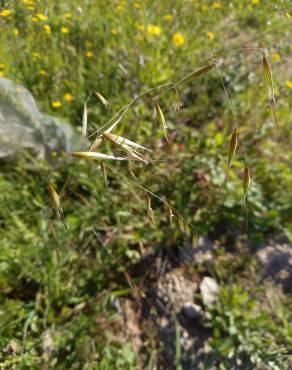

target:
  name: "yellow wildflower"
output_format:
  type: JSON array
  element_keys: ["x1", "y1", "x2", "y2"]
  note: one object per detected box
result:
[
  {"x1": 22, "y1": 0, "x2": 34, "y2": 4},
  {"x1": 285, "y1": 12, "x2": 291, "y2": 19},
  {"x1": 13, "y1": 28, "x2": 19, "y2": 36},
  {"x1": 36, "y1": 13, "x2": 48, "y2": 21},
  {"x1": 251, "y1": 0, "x2": 259, "y2": 3},
  {"x1": 285, "y1": 81, "x2": 292, "y2": 89},
  {"x1": 52, "y1": 101, "x2": 62, "y2": 108},
  {"x1": 65, "y1": 12, "x2": 72, "y2": 18},
  {"x1": 207, "y1": 31, "x2": 215, "y2": 40},
  {"x1": 212, "y1": 2, "x2": 221, "y2": 9},
  {"x1": 32, "y1": 16, "x2": 38, "y2": 22},
  {"x1": 85, "y1": 51, "x2": 94, "y2": 58},
  {"x1": 133, "y1": 2, "x2": 141, "y2": 8},
  {"x1": 0, "y1": 64, "x2": 6, "y2": 69},
  {"x1": 43, "y1": 24, "x2": 51, "y2": 34},
  {"x1": 271, "y1": 53, "x2": 281, "y2": 62},
  {"x1": 61, "y1": 27, "x2": 69, "y2": 33},
  {"x1": 64, "y1": 93, "x2": 73, "y2": 102},
  {"x1": 172, "y1": 32, "x2": 185, "y2": 47},
  {"x1": 164, "y1": 14, "x2": 173, "y2": 22},
  {"x1": 0, "y1": 9, "x2": 12, "y2": 17},
  {"x1": 0, "y1": 71, "x2": 4, "y2": 77},
  {"x1": 111, "y1": 28, "x2": 118, "y2": 35},
  {"x1": 39, "y1": 70, "x2": 47, "y2": 76},
  {"x1": 147, "y1": 24, "x2": 162, "y2": 36},
  {"x1": 51, "y1": 150, "x2": 58, "y2": 157}
]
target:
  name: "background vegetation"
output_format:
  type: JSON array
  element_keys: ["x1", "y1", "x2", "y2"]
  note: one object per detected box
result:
[{"x1": 0, "y1": 0, "x2": 291, "y2": 369}]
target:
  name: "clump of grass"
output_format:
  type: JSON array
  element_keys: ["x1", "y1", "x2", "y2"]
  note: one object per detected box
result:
[{"x1": 48, "y1": 47, "x2": 280, "y2": 239}]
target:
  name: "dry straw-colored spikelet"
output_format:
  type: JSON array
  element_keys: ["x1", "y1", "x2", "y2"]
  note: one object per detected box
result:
[
  {"x1": 262, "y1": 52, "x2": 279, "y2": 130},
  {"x1": 166, "y1": 206, "x2": 174, "y2": 224},
  {"x1": 69, "y1": 151, "x2": 129, "y2": 161},
  {"x1": 90, "y1": 137, "x2": 103, "y2": 151},
  {"x1": 82, "y1": 103, "x2": 88, "y2": 138},
  {"x1": 173, "y1": 85, "x2": 180, "y2": 112},
  {"x1": 103, "y1": 133, "x2": 151, "y2": 152},
  {"x1": 227, "y1": 128, "x2": 238, "y2": 169},
  {"x1": 100, "y1": 161, "x2": 108, "y2": 187},
  {"x1": 155, "y1": 101, "x2": 168, "y2": 141},
  {"x1": 243, "y1": 165, "x2": 251, "y2": 204},
  {"x1": 177, "y1": 215, "x2": 190, "y2": 237},
  {"x1": 103, "y1": 132, "x2": 148, "y2": 163},
  {"x1": 95, "y1": 91, "x2": 110, "y2": 107},
  {"x1": 218, "y1": 128, "x2": 238, "y2": 198},
  {"x1": 90, "y1": 113, "x2": 126, "y2": 151},
  {"x1": 146, "y1": 193, "x2": 154, "y2": 225},
  {"x1": 48, "y1": 183, "x2": 68, "y2": 230}
]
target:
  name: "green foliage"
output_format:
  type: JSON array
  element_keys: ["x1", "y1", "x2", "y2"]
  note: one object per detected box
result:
[{"x1": 205, "y1": 283, "x2": 292, "y2": 369}]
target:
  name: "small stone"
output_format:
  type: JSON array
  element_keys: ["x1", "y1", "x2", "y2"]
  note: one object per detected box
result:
[
  {"x1": 179, "y1": 236, "x2": 213, "y2": 264},
  {"x1": 193, "y1": 237, "x2": 213, "y2": 264},
  {"x1": 182, "y1": 302, "x2": 203, "y2": 319},
  {"x1": 200, "y1": 277, "x2": 219, "y2": 305}
]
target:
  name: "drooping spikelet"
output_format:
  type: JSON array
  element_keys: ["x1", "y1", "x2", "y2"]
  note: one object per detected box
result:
[
  {"x1": 155, "y1": 101, "x2": 168, "y2": 141},
  {"x1": 48, "y1": 183, "x2": 68, "y2": 230},
  {"x1": 227, "y1": 128, "x2": 238, "y2": 169}
]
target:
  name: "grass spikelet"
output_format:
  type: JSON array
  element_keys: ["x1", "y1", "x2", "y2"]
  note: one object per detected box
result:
[
  {"x1": 167, "y1": 206, "x2": 174, "y2": 224},
  {"x1": 183, "y1": 221, "x2": 190, "y2": 238},
  {"x1": 90, "y1": 137, "x2": 103, "y2": 151},
  {"x1": 104, "y1": 133, "x2": 151, "y2": 152},
  {"x1": 177, "y1": 215, "x2": 190, "y2": 237},
  {"x1": 262, "y1": 53, "x2": 273, "y2": 95},
  {"x1": 262, "y1": 52, "x2": 279, "y2": 130},
  {"x1": 69, "y1": 151, "x2": 129, "y2": 161},
  {"x1": 218, "y1": 128, "x2": 238, "y2": 200},
  {"x1": 178, "y1": 63, "x2": 214, "y2": 85},
  {"x1": 90, "y1": 113, "x2": 126, "y2": 151},
  {"x1": 243, "y1": 165, "x2": 251, "y2": 204},
  {"x1": 82, "y1": 103, "x2": 88, "y2": 138},
  {"x1": 173, "y1": 86, "x2": 180, "y2": 112},
  {"x1": 95, "y1": 91, "x2": 110, "y2": 107},
  {"x1": 228, "y1": 128, "x2": 238, "y2": 169},
  {"x1": 155, "y1": 101, "x2": 168, "y2": 141},
  {"x1": 48, "y1": 183, "x2": 67, "y2": 230},
  {"x1": 146, "y1": 193, "x2": 154, "y2": 225},
  {"x1": 103, "y1": 132, "x2": 148, "y2": 163},
  {"x1": 100, "y1": 161, "x2": 108, "y2": 187}
]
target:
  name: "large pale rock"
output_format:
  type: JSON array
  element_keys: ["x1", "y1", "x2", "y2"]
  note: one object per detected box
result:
[{"x1": 0, "y1": 77, "x2": 78, "y2": 159}]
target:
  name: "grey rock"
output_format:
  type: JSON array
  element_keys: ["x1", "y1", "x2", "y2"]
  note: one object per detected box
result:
[
  {"x1": 179, "y1": 236, "x2": 213, "y2": 264},
  {"x1": 200, "y1": 277, "x2": 219, "y2": 305},
  {"x1": 193, "y1": 237, "x2": 213, "y2": 264},
  {"x1": 0, "y1": 77, "x2": 79, "y2": 159},
  {"x1": 256, "y1": 239, "x2": 292, "y2": 292},
  {"x1": 182, "y1": 301, "x2": 203, "y2": 319},
  {"x1": 156, "y1": 268, "x2": 197, "y2": 313}
]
